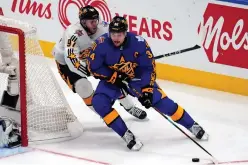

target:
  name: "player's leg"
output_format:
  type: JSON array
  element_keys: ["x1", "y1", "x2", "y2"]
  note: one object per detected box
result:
[
  {"x1": 74, "y1": 78, "x2": 96, "y2": 113},
  {"x1": 129, "y1": 81, "x2": 208, "y2": 140},
  {"x1": 152, "y1": 85, "x2": 209, "y2": 140},
  {"x1": 92, "y1": 81, "x2": 143, "y2": 150},
  {"x1": 55, "y1": 62, "x2": 97, "y2": 114},
  {"x1": 118, "y1": 93, "x2": 147, "y2": 120},
  {"x1": 56, "y1": 61, "x2": 146, "y2": 121},
  {"x1": 0, "y1": 31, "x2": 20, "y2": 111}
]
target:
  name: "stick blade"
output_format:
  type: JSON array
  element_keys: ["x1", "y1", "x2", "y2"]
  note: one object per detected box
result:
[{"x1": 194, "y1": 44, "x2": 201, "y2": 49}]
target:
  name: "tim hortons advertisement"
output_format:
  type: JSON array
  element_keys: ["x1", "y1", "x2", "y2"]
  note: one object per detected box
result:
[
  {"x1": 0, "y1": 0, "x2": 173, "y2": 42},
  {"x1": 58, "y1": 0, "x2": 173, "y2": 41},
  {"x1": 1, "y1": 0, "x2": 247, "y2": 79},
  {"x1": 199, "y1": 3, "x2": 248, "y2": 69},
  {"x1": 11, "y1": 0, "x2": 52, "y2": 19}
]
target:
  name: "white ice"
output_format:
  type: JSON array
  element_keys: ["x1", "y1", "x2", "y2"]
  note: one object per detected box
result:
[{"x1": 0, "y1": 58, "x2": 248, "y2": 165}]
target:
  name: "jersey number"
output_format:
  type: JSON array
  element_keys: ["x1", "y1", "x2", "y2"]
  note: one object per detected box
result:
[
  {"x1": 89, "y1": 53, "x2": 95, "y2": 60},
  {"x1": 146, "y1": 50, "x2": 153, "y2": 58},
  {"x1": 67, "y1": 39, "x2": 76, "y2": 47},
  {"x1": 67, "y1": 35, "x2": 77, "y2": 47}
]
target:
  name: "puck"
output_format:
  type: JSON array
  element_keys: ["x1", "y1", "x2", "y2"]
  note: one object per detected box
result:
[{"x1": 192, "y1": 158, "x2": 200, "y2": 162}]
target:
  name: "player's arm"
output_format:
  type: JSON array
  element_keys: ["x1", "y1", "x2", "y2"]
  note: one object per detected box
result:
[
  {"x1": 0, "y1": 32, "x2": 18, "y2": 76},
  {"x1": 64, "y1": 32, "x2": 90, "y2": 76},
  {"x1": 136, "y1": 39, "x2": 156, "y2": 109},
  {"x1": 137, "y1": 40, "x2": 156, "y2": 91},
  {"x1": 87, "y1": 42, "x2": 114, "y2": 80}
]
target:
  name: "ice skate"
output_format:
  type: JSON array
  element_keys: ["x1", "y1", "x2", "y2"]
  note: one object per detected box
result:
[
  {"x1": 125, "y1": 106, "x2": 147, "y2": 120},
  {"x1": 122, "y1": 130, "x2": 143, "y2": 151},
  {"x1": 189, "y1": 122, "x2": 209, "y2": 140}
]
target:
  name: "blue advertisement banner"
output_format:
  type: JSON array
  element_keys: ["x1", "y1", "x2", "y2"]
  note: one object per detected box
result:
[{"x1": 217, "y1": 0, "x2": 248, "y2": 6}]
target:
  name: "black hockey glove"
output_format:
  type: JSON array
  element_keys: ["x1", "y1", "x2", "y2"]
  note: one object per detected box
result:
[
  {"x1": 138, "y1": 87, "x2": 153, "y2": 109},
  {"x1": 108, "y1": 71, "x2": 130, "y2": 89}
]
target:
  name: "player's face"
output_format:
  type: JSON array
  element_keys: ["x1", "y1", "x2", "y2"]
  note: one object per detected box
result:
[
  {"x1": 85, "y1": 19, "x2": 99, "y2": 34},
  {"x1": 110, "y1": 32, "x2": 126, "y2": 47}
]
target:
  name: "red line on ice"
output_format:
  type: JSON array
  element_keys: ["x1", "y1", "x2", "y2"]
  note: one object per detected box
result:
[
  {"x1": 219, "y1": 160, "x2": 248, "y2": 164},
  {"x1": 207, "y1": 159, "x2": 248, "y2": 164},
  {"x1": 33, "y1": 148, "x2": 110, "y2": 165}
]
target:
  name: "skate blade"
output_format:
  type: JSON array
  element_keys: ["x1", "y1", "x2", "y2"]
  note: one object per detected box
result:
[
  {"x1": 201, "y1": 132, "x2": 209, "y2": 141},
  {"x1": 131, "y1": 141, "x2": 143, "y2": 151}
]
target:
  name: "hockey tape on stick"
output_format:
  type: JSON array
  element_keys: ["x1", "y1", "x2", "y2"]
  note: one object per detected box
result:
[
  {"x1": 154, "y1": 44, "x2": 201, "y2": 60},
  {"x1": 122, "y1": 81, "x2": 218, "y2": 164}
]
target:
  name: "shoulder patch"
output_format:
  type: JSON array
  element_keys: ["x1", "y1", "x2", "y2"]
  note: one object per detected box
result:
[
  {"x1": 135, "y1": 36, "x2": 145, "y2": 42},
  {"x1": 74, "y1": 29, "x2": 84, "y2": 36}
]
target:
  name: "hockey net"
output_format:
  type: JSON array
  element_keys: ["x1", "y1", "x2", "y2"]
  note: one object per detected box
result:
[{"x1": 0, "y1": 16, "x2": 83, "y2": 146}]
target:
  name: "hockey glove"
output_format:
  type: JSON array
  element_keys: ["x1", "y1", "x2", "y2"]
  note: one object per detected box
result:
[
  {"x1": 108, "y1": 71, "x2": 130, "y2": 89},
  {"x1": 138, "y1": 87, "x2": 153, "y2": 109}
]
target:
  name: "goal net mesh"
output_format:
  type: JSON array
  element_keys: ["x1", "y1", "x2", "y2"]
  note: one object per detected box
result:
[{"x1": 0, "y1": 16, "x2": 83, "y2": 145}]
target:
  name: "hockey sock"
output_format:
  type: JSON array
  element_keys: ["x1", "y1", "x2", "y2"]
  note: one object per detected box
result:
[
  {"x1": 154, "y1": 97, "x2": 194, "y2": 129},
  {"x1": 103, "y1": 108, "x2": 128, "y2": 136},
  {"x1": 92, "y1": 94, "x2": 128, "y2": 137},
  {"x1": 118, "y1": 94, "x2": 134, "y2": 110}
]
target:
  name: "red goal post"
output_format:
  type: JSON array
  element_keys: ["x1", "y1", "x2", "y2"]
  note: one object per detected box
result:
[{"x1": 0, "y1": 23, "x2": 28, "y2": 146}]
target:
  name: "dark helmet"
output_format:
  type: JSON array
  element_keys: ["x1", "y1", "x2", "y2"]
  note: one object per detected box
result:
[
  {"x1": 79, "y1": 5, "x2": 99, "y2": 20},
  {"x1": 109, "y1": 16, "x2": 128, "y2": 33}
]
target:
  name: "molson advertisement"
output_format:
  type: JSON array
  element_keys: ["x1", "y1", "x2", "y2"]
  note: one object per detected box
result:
[
  {"x1": 199, "y1": 1, "x2": 248, "y2": 69},
  {"x1": 0, "y1": 0, "x2": 248, "y2": 95}
]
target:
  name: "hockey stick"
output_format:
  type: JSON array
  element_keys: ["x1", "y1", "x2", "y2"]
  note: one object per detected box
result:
[
  {"x1": 122, "y1": 81, "x2": 218, "y2": 164},
  {"x1": 154, "y1": 44, "x2": 201, "y2": 60}
]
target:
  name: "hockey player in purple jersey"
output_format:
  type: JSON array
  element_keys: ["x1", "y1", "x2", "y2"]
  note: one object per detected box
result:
[{"x1": 87, "y1": 16, "x2": 209, "y2": 151}]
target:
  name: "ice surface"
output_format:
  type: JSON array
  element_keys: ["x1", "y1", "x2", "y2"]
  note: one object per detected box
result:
[{"x1": 1, "y1": 58, "x2": 247, "y2": 165}]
